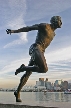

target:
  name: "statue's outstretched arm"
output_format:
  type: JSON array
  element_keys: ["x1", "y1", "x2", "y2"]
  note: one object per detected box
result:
[{"x1": 6, "y1": 24, "x2": 39, "y2": 35}]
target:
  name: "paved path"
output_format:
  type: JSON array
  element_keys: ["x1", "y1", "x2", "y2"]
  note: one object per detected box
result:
[{"x1": 0, "y1": 101, "x2": 71, "y2": 108}]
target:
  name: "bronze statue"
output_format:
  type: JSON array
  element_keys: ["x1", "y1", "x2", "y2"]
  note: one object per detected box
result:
[{"x1": 6, "y1": 16, "x2": 62, "y2": 102}]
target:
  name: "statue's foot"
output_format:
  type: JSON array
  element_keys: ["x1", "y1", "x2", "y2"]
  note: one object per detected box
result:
[
  {"x1": 14, "y1": 91, "x2": 22, "y2": 102},
  {"x1": 16, "y1": 98, "x2": 22, "y2": 102},
  {"x1": 15, "y1": 64, "x2": 25, "y2": 75}
]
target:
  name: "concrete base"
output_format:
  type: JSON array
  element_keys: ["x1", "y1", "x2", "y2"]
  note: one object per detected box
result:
[
  {"x1": 0, "y1": 103, "x2": 58, "y2": 108},
  {"x1": 0, "y1": 102, "x2": 71, "y2": 108}
]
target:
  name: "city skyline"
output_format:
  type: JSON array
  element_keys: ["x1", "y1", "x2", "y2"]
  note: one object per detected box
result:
[
  {"x1": 0, "y1": 78, "x2": 70, "y2": 90},
  {"x1": 0, "y1": 0, "x2": 71, "y2": 88}
]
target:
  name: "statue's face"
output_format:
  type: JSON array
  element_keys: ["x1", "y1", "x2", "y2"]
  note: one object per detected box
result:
[
  {"x1": 51, "y1": 16, "x2": 62, "y2": 28},
  {"x1": 56, "y1": 17, "x2": 62, "y2": 28}
]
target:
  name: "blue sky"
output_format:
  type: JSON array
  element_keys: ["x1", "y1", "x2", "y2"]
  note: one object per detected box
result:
[{"x1": 0, "y1": 0, "x2": 71, "y2": 88}]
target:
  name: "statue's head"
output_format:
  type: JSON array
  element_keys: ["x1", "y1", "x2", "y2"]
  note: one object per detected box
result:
[{"x1": 50, "y1": 16, "x2": 62, "y2": 28}]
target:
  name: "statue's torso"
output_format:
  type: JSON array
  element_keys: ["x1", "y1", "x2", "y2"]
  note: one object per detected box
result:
[{"x1": 35, "y1": 23, "x2": 55, "y2": 52}]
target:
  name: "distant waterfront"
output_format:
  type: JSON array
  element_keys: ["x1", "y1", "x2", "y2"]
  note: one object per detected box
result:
[{"x1": 0, "y1": 91, "x2": 71, "y2": 103}]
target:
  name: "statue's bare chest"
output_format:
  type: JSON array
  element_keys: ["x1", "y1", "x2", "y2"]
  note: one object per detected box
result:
[{"x1": 45, "y1": 25, "x2": 55, "y2": 40}]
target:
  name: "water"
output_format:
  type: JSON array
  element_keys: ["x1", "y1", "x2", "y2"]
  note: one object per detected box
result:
[{"x1": 0, "y1": 91, "x2": 71, "y2": 104}]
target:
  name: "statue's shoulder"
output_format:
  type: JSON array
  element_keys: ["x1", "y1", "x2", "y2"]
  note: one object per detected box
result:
[
  {"x1": 45, "y1": 24, "x2": 52, "y2": 29},
  {"x1": 39, "y1": 23, "x2": 50, "y2": 28},
  {"x1": 39, "y1": 23, "x2": 50, "y2": 27},
  {"x1": 39, "y1": 23, "x2": 48, "y2": 26}
]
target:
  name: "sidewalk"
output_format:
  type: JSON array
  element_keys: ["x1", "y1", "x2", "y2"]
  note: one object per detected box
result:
[{"x1": 0, "y1": 101, "x2": 71, "y2": 108}]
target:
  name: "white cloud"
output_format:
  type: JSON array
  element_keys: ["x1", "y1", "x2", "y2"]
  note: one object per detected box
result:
[
  {"x1": 3, "y1": 0, "x2": 28, "y2": 48},
  {"x1": 1, "y1": 46, "x2": 71, "y2": 77},
  {"x1": 1, "y1": 0, "x2": 71, "y2": 87},
  {"x1": 4, "y1": 0, "x2": 71, "y2": 48},
  {"x1": 25, "y1": 0, "x2": 71, "y2": 21},
  {"x1": 0, "y1": 57, "x2": 30, "y2": 75},
  {"x1": 4, "y1": 32, "x2": 28, "y2": 48},
  {"x1": 45, "y1": 46, "x2": 71, "y2": 63}
]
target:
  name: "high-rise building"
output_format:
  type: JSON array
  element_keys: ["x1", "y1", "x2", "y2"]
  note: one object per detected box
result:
[
  {"x1": 54, "y1": 80, "x2": 63, "y2": 87},
  {"x1": 68, "y1": 83, "x2": 71, "y2": 89},
  {"x1": 39, "y1": 78, "x2": 45, "y2": 86},
  {"x1": 45, "y1": 81, "x2": 51, "y2": 90},
  {"x1": 45, "y1": 78, "x2": 48, "y2": 81},
  {"x1": 63, "y1": 81, "x2": 68, "y2": 90},
  {"x1": 45, "y1": 78, "x2": 52, "y2": 90},
  {"x1": 36, "y1": 81, "x2": 41, "y2": 86},
  {"x1": 39, "y1": 78, "x2": 44, "y2": 81}
]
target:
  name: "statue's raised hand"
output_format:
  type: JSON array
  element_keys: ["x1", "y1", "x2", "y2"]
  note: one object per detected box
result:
[{"x1": 6, "y1": 29, "x2": 11, "y2": 35}]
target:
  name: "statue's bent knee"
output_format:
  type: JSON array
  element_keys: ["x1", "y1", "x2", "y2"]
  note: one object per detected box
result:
[{"x1": 43, "y1": 67, "x2": 48, "y2": 73}]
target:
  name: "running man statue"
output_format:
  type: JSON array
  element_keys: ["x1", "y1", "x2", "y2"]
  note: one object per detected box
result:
[{"x1": 6, "y1": 16, "x2": 62, "y2": 102}]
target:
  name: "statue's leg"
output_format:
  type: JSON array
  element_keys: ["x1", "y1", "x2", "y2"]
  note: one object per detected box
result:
[
  {"x1": 15, "y1": 64, "x2": 25, "y2": 75},
  {"x1": 15, "y1": 48, "x2": 48, "y2": 73},
  {"x1": 34, "y1": 49, "x2": 48, "y2": 73},
  {"x1": 14, "y1": 59, "x2": 33, "y2": 102}
]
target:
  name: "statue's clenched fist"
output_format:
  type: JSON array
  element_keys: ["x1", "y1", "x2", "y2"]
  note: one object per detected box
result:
[{"x1": 6, "y1": 29, "x2": 11, "y2": 35}]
